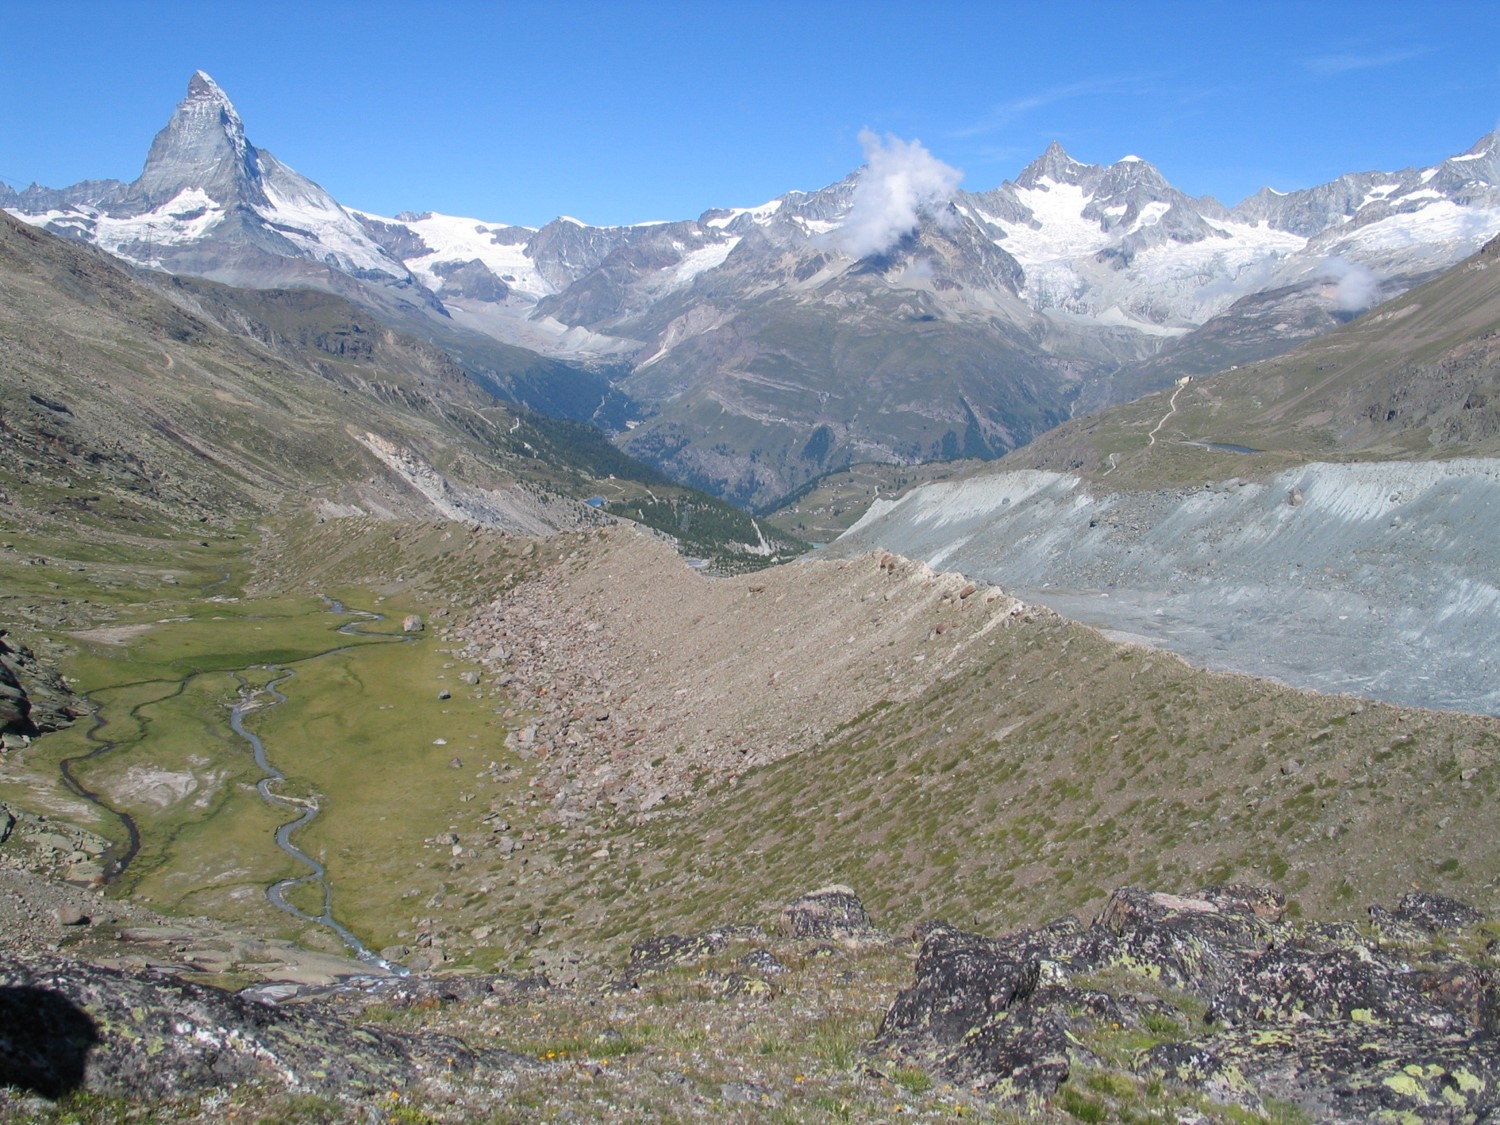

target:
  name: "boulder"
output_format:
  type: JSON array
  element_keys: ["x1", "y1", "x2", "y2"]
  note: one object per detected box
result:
[
  {"x1": 737, "y1": 948, "x2": 786, "y2": 975},
  {"x1": 0, "y1": 631, "x2": 80, "y2": 736},
  {"x1": 401, "y1": 615, "x2": 424, "y2": 633},
  {"x1": 778, "y1": 885, "x2": 877, "y2": 941},
  {"x1": 1393, "y1": 891, "x2": 1487, "y2": 934},
  {"x1": 627, "y1": 931, "x2": 728, "y2": 976}
]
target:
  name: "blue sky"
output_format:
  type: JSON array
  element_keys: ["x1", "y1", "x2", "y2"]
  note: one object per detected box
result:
[{"x1": 1, "y1": 0, "x2": 1497, "y2": 228}]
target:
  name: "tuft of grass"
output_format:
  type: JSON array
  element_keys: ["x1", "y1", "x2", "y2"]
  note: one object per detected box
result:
[
  {"x1": 889, "y1": 1065, "x2": 933, "y2": 1094},
  {"x1": 808, "y1": 1015, "x2": 868, "y2": 1073},
  {"x1": 1059, "y1": 1083, "x2": 1108, "y2": 1122}
]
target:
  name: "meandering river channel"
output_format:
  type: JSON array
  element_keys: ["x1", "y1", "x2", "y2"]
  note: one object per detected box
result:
[
  {"x1": 228, "y1": 598, "x2": 406, "y2": 968},
  {"x1": 61, "y1": 596, "x2": 407, "y2": 968}
]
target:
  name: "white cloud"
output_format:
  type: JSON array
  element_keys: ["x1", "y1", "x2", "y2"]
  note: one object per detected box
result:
[
  {"x1": 1302, "y1": 45, "x2": 1435, "y2": 76},
  {"x1": 829, "y1": 130, "x2": 962, "y2": 260},
  {"x1": 1319, "y1": 255, "x2": 1380, "y2": 311}
]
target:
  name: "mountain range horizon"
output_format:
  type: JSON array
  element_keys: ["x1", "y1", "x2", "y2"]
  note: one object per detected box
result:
[{"x1": 6, "y1": 71, "x2": 1498, "y2": 511}]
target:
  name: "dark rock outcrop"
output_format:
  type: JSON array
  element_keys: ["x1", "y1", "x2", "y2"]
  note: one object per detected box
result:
[
  {"x1": 874, "y1": 884, "x2": 1499, "y2": 1121},
  {"x1": 0, "y1": 954, "x2": 534, "y2": 1103},
  {"x1": 0, "y1": 631, "x2": 81, "y2": 739}
]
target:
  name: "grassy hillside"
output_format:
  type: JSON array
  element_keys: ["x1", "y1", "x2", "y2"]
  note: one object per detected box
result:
[
  {"x1": 1006, "y1": 235, "x2": 1500, "y2": 490},
  {"x1": 457, "y1": 542, "x2": 1499, "y2": 967}
]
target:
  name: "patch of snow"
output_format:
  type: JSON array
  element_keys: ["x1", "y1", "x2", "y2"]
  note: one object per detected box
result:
[
  {"x1": 361, "y1": 209, "x2": 554, "y2": 297},
  {"x1": 1393, "y1": 189, "x2": 1442, "y2": 205},
  {"x1": 796, "y1": 216, "x2": 841, "y2": 236},
  {"x1": 1333, "y1": 201, "x2": 1500, "y2": 253},
  {"x1": 36, "y1": 188, "x2": 230, "y2": 261},
  {"x1": 670, "y1": 237, "x2": 739, "y2": 286},
  {"x1": 260, "y1": 176, "x2": 397, "y2": 275},
  {"x1": 998, "y1": 181, "x2": 1111, "y2": 263},
  {"x1": 705, "y1": 197, "x2": 784, "y2": 229},
  {"x1": 1131, "y1": 200, "x2": 1171, "y2": 231}
]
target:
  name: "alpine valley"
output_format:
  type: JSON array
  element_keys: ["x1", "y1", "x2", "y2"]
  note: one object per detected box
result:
[
  {"x1": 6, "y1": 72, "x2": 1498, "y2": 506},
  {"x1": 2, "y1": 73, "x2": 1500, "y2": 1125}
]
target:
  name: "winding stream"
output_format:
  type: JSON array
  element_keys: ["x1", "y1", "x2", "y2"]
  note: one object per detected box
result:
[{"x1": 229, "y1": 598, "x2": 407, "y2": 970}]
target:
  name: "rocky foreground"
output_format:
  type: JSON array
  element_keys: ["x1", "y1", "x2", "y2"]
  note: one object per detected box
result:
[
  {"x1": 874, "y1": 884, "x2": 1498, "y2": 1121},
  {"x1": 1, "y1": 879, "x2": 1495, "y2": 1122}
]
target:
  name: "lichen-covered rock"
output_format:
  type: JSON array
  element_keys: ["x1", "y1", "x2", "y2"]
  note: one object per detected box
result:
[
  {"x1": 1406, "y1": 963, "x2": 1500, "y2": 1035},
  {"x1": 627, "y1": 931, "x2": 729, "y2": 976},
  {"x1": 778, "y1": 885, "x2": 877, "y2": 941},
  {"x1": 0, "y1": 954, "x2": 534, "y2": 1102},
  {"x1": 1091, "y1": 884, "x2": 1280, "y2": 996},
  {"x1": 875, "y1": 923, "x2": 1040, "y2": 1054},
  {"x1": 714, "y1": 972, "x2": 775, "y2": 1001},
  {"x1": 874, "y1": 921, "x2": 1163, "y2": 1108},
  {"x1": 1144, "y1": 1023, "x2": 1500, "y2": 1122},
  {"x1": 872, "y1": 923, "x2": 1061, "y2": 1105},
  {"x1": 874, "y1": 885, "x2": 1499, "y2": 1121},
  {"x1": 1394, "y1": 891, "x2": 1488, "y2": 934},
  {"x1": 1208, "y1": 945, "x2": 1456, "y2": 1029}
]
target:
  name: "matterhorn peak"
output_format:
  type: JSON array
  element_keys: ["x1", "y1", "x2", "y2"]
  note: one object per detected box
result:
[
  {"x1": 187, "y1": 70, "x2": 229, "y2": 102},
  {"x1": 125, "y1": 70, "x2": 259, "y2": 211}
]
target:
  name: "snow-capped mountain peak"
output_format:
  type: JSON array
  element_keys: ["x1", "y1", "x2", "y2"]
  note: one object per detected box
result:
[
  {"x1": 1015, "y1": 140, "x2": 1087, "y2": 189},
  {"x1": 6, "y1": 73, "x2": 1500, "y2": 506},
  {"x1": 131, "y1": 70, "x2": 258, "y2": 212},
  {"x1": 5, "y1": 72, "x2": 409, "y2": 287}
]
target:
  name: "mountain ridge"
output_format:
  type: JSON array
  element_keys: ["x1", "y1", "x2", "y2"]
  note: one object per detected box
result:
[{"x1": 5, "y1": 74, "x2": 1498, "y2": 509}]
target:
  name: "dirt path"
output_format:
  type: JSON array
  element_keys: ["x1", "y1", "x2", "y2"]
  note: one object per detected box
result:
[{"x1": 1147, "y1": 376, "x2": 1191, "y2": 447}]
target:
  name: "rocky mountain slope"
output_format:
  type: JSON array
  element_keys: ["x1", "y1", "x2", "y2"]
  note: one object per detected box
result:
[
  {"x1": 830, "y1": 234, "x2": 1500, "y2": 714},
  {"x1": 0, "y1": 208, "x2": 589, "y2": 541},
  {"x1": 8, "y1": 75, "x2": 1498, "y2": 507},
  {"x1": 3, "y1": 874, "x2": 1496, "y2": 1123}
]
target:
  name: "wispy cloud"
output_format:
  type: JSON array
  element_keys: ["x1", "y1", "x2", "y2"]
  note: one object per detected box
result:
[
  {"x1": 1302, "y1": 45, "x2": 1437, "y2": 75},
  {"x1": 827, "y1": 129, "x2": 963, "y2": 259},
  {"x1": 1318, "y1": 255, "x2": 1381, "y2": 311},
  {"x1": 950, "y1": 76, "x2": 1147, "y2": 139}
]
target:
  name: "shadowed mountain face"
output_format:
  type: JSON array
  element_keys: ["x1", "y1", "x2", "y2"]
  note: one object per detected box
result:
[
  {"x1": 6, "y1": 75, "x2": 1499, "y2": 508},
  {"x1": 0, "y1": 210, "x2": 801, "y2": 570},
  {"x1": 0, "y1": 208, "x2": 606, "y2": 539}
]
